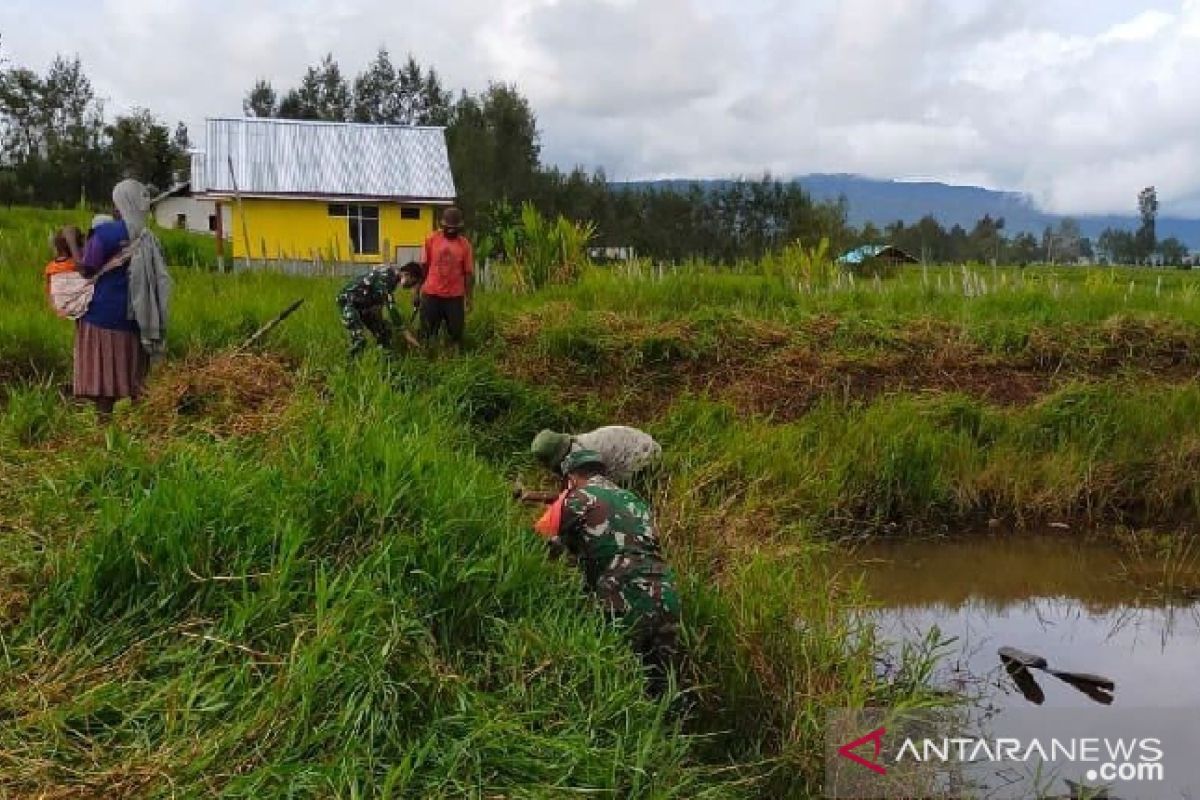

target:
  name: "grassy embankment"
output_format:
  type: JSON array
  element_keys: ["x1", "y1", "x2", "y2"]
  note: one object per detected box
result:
[{"x1": 3, "y1": 206, "x2": 1200, "y2": 796}]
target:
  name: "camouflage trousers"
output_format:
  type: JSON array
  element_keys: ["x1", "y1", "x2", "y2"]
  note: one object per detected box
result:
[
  {"x1": 598, "y1": 565, "x2": 682, "y2": 697},
  {"x1": 623, "y1": 604, "x2": 681, "y2": 698},
  {"x1": 337, "y1": 296, "x2": 392, "y2": 356}
]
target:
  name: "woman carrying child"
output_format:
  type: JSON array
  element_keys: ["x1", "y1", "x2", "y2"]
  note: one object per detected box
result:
[{"x1": 72, "y1": 180, "x2": 170, "y2": 420}]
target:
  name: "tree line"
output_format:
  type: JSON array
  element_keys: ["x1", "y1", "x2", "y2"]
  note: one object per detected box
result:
[
  {"x1": 0, "y1": 40, "x2": 190, "y2": 207},
  {"x1": 871, "y1": 193, "x2": 1185, "y2": 268},
  {"x1": 0, "y1": 39, "x2": 1185, "y2": 266},
  {"x1": 242, "y1": 53, "x2": 1192, "y2": 266}
]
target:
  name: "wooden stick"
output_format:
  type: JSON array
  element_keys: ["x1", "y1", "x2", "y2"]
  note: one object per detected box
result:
[
  {"x1": 227, "y1": 155, "x2": 253, "y2": 270},
  {"x1": 236, "y1": 298, "x2": 305, "y2": 352}
]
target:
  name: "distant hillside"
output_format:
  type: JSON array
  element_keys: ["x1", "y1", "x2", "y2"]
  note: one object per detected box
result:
[{"x1": 620, "y1": 175, "x2": 1200, "y2": 249}]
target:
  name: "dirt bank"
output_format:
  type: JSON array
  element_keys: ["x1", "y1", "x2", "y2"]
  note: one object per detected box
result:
[{"x1": 498, "y1": 312, "x2": 1200, "y2": 422}]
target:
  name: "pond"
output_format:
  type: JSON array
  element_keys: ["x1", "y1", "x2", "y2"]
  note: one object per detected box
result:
[
  {"x1": 857, "y1": 534, "x2": 1200, "y2": 710},
  {"x1": 845, "y1": 534, "x2": 1200, "y2": 798}
]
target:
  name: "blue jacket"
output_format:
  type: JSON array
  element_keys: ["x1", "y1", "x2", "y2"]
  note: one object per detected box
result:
[{"x1": 81, "y1": 220, "x2": 138, "y2": 332}]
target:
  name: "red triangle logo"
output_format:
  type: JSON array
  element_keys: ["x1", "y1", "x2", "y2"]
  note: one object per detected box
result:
[{"x1": 838, "y1": 726, "x2": 888, "y2": 775}]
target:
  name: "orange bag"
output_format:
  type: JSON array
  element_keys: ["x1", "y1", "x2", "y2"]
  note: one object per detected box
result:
[{"x1": 534, "y1": 491, "x2": 567, "y2": 538}]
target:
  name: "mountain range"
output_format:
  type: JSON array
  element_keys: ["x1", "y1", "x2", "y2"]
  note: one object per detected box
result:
[{"x1": 622, "y1": 174, "x2": 1200, "y2": 249}]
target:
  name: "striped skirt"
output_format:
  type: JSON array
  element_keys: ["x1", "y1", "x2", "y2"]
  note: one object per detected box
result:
[{"x1": 73, "y1": 321, "x2": 148, "y2": 400}]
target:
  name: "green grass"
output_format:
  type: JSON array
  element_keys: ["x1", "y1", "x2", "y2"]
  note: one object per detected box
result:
[{"x1": 4, "y1": 206, "x2": 1200, "y2": 797}]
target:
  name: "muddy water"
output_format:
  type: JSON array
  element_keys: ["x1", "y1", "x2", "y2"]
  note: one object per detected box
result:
[{"x1": 855, "y1": 535, "x2": 1200, "y2": 709}]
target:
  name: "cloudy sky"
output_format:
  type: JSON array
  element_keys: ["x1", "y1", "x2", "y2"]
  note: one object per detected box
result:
[{"x1": 3, "y1": 0, "x2": 1198, "y2": 215}]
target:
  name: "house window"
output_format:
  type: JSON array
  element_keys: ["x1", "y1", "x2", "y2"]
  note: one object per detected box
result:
[
  {"x1": 328, "y1": 203, "x2": 380, "y2": 255},
  {"x1": 208, "y1": 214, "x2": 217, "y2": 232},
  {"x1": 400, "y1": 206, "x2": 421, "y2": 220},
  {"x1": 174, "y1": 213, "x2": 187, "y2": 230}
]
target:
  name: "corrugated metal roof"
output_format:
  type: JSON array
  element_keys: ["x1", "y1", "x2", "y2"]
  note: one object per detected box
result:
[{"x1": 193, "y1": 117, "x2": 456, "y2": 201}]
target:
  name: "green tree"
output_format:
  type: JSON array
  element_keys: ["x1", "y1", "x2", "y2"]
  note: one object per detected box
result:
[
  {"x1": 858, "y1": 221, "x2": 882, "y2": 246},
  {"x1": 43, "y1": 56, "x2": 107, "y2": 204},
  {"x1": 0, "y1": 54, "x2": 107, "y2": 205},
  {"x1": 421, "y1": 67, "x2": 453, "y2": 126},
  {"x1": 1157, "y1": 237, "x2": 1187, "y2": 267},
  {"x1": 1098, "y1": 227, "x2": 1137, "y2": 264},
  {"x1": 445, "y1": 83, "x2": 541, "y2": 222},
  {"x1": 0, "y1": 66, "x2": 48, "y2": 164},
  {"x1": 278, "y1": 54, "x2": 351, "y2": 121},
  {"x1": 1010, "y1": 232, "x2": 1040, "y2": 265},
  {"x1": 968, "y1": 214, "x2": 1005, "y2": 264},
  {"x1": 1079, "y1": 236, "x2": 1094, "y2": 261},
  {"x1": 350, "y1": 50, "x2": 451, "y2": 126},
  {"x1": 106, "y1": 109, "x2": 182, "y2": 190},
  {"x1": 1136, "y1": 186, "x2": 1158, "y2": 264},
  {"x1": 352, "y1": 48, "x2": 400, "y2": 123},
  {"x1": 172, "y1": 122, "x2": 191, "y2": 182},
  {"x1": 1044, "y1": 217, "x2": 1081, "y2": 264},
  {"x1": 396, "y1": 56, "x2": 429, "y2": 124},
  {"x1": 243, "y1": 79, "x2": 277, "y2": 117},
  {"x1": 913, "y1": 216, "x2": 948, "y2": 263}
]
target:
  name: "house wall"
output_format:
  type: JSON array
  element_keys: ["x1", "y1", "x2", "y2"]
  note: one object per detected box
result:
[
  {"x1": 155, "y1": 197, "x2": 231, "y2": 237},
  {"x1": 229, "y1": 199, "x2": 436, "y2": 263}
]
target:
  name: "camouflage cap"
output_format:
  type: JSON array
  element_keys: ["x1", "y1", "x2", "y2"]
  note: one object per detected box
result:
[
  {"x1": 560, "y1": 448, "x2": 607, "y2": 475},
  {"x1": 531, "y1": 430, "x2": 572, "y2": 468}
]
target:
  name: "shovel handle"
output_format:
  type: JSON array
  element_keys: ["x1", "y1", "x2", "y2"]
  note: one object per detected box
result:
[
  {"x1": 1047, "y1": 670, "x2": 1115, "y2": 691},
  {"x1": 998, "y1": 646, "x2": 1048, "y2": 670}
]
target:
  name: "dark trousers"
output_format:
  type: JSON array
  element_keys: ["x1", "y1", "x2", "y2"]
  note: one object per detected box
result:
[{"x1": 419, "y1": 294, "x2": 465, "y2": 344}]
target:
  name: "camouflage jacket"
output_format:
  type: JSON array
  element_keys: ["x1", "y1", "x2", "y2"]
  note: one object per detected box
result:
[
  {"x1": 338, "y1": 266, "x2": 400, "y2": 308},
  {"x1": 558, "y1": 476, "x2": 679, "y2": 621}
]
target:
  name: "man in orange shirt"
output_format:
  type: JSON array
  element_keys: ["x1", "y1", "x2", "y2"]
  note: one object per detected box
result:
[{"x1": 420, "y1": 206, "x2": 474, "y2": 346}]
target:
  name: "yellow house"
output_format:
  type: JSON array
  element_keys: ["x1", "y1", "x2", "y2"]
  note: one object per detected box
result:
[{"x1": 192, "y1": 117, "x2": 456, "y2": 267}]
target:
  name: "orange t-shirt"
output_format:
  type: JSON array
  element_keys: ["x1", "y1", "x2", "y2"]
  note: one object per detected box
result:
[{"x1": 422, "y1": 231, "x2": 474, "y2": 298}]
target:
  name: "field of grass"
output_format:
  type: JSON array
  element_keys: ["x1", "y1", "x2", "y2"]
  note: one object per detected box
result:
[{"x1": 3, "y1": 207, "x2": 1200, "y2": 797}]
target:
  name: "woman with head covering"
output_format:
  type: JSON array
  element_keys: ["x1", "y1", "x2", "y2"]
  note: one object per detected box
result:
[{"x1": 73, "y1": 179, "x2": 169, "y2": 420}]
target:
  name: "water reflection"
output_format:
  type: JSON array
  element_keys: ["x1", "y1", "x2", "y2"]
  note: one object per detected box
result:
[{"x1": 855, "y1": 535, "x2": 1200, "y2": 709}]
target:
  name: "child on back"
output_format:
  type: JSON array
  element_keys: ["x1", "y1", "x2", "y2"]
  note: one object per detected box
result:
[{"x1": 44, "y1": 225, "x2": 91, "y2": 319}]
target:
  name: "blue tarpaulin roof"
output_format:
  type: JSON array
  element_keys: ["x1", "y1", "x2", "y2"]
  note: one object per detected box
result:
[
  {"x1": 838, "y1": 245, "x2": 888, "y2": 265},
  {"x1": 837, "y1": 244, "x2": 918, "y2": 265}
]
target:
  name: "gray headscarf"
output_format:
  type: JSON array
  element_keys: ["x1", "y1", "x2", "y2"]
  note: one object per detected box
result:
[
  {"x1": 112, "y1": 178, "x2": 171, "y2": 359},
  {"x1": 113, "y1": 179, "x2": 151, "y2": 238}
]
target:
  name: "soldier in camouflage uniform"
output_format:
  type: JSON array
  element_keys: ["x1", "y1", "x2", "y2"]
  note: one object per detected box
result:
[
  {"x1": 534, "y1": 448, "x2": 681, "y2": 696},
  {"x1": 336, "y1": 261, "x2": 423, "y2": 356}
]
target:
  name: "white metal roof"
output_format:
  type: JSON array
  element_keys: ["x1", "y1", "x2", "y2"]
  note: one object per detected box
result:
[{"x1": 193, "y1": 117, "x2": 456, "y2": 201}]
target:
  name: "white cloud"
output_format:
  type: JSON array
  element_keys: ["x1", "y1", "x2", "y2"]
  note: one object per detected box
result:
[
  {"x1": 1099, "y1": 9, "x2": 1175, "y2": 42},
  {"x1": 0, "y1": 0, "x2": 1197, "y2": 215}
]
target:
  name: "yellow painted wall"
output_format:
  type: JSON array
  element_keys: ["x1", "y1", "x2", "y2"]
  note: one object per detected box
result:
[{"x1": 229, "y1": 199, "x2": 436, "y2": 263}]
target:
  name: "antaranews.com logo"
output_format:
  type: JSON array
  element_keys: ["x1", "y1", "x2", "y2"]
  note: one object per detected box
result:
[{"x1": 825, "y1": 709, "x2": 1191, "y2": 799}]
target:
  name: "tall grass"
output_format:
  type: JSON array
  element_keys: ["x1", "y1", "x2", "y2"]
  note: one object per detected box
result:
[
  {"x1": 4, "y1": 205, "x2": 1199, "y2": 797},
  {"x1": 5, "y1": 368, "x2": 733, "y2": 796}
]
